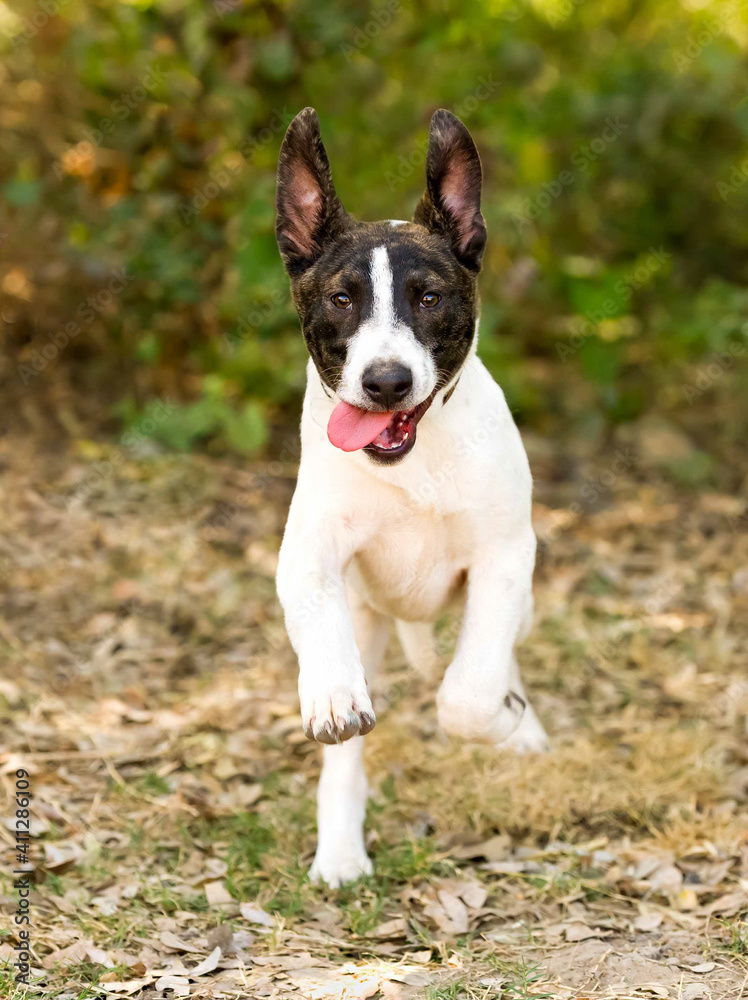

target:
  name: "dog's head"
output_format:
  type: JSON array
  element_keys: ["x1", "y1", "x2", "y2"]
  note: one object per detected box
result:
[{"x1": 275, "y1": 107, "x2": 486, "y2": 464}]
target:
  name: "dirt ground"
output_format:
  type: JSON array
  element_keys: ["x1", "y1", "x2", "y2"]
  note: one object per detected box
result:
[{"x1": 0, "y1": 427, "x2": 747, "y2": 1000}]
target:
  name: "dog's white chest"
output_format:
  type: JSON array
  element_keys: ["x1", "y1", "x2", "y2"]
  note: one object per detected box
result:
[
  {"x1": 350, "y1": 503, "x2": 471, "y2": 622},
  {"x1": 291, "y1": 355, "x2": 533, "y2": 623}
]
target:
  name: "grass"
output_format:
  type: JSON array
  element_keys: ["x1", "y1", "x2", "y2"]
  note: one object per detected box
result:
[
  {"x1": 425, "y1": 962, "x2": 554, "y2": 1000},
  {"x1": 136, "y1": 772, "x2": 172, "y2": 796},
  {"x1": 717, "y1": 920, "x2": 748, "y2": 957},
  {"x1": 501, "y1": 960, "x2": 556, "y2": 1000},
  {"x1": 427, "y1": 981, "x2": 469, "y2": 999},
  {"x1": 2, "y1": 446, "x2": 746, "y2": 998},
  {"x1": 370, "y1": 836, "x2": 456, "y2": 884}
]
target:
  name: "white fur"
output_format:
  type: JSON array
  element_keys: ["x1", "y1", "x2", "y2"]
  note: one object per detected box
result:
[
  {"x1": 337, "y1": 246, "x2": 436, "y2": 409},
  {"x1": 277, "y1": 282, "x2": 544, "y2": 887}
]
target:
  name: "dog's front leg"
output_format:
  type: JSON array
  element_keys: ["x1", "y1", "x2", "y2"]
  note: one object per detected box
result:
[
  {"x1": 310, "y1": 597, "x2": 389, "y2": 886},
  {"x1": 277, "y1": 509, "x2": 375, "y2": 745},
  {"x1": 437, "y1": 527, "x2": 535, "y2": 744}
]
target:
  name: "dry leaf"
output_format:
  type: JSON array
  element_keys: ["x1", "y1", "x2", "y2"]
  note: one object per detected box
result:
[
  {"x1": 189, "y1": 945, "x2": 221, "y2": 978},
  {"x1": 101, "y1": 981, "x2": 153, "y2": 995},
  {"x1": 403, "y1": 950, "x2": 432, "y2": 964},
  {"x1": 287, "y1": 969, "x2": 357, "y2": 999},
  {"x1": 367, "y1": 917, "x2": 407, "y2": 939},
  {"x1": 204, "y1": 880, "x2": 234, "y2": 907},
  {"x1": 649, "y1": 863, "x2": 683, "y2": 895},
  {"x1": 155, "y1": 974, "x2": 190, "y2": 995},
  {"x1": 437, "y1": 890, "x2": 470, "y2": 934},
  {"x1": 160, "y1": 931, "x2": 203, "y2": 953},
  {"x1": 43, "y1": 940, "x2": 92, "y2": 970},
  {"x1": 701, "y1": 890, "x2": 747, "y2": 916},
  {"x1": 453, "y1": 834, "x2": 511, "y2": 861},
  {"x1": 455, "y1": 880, "x2": 488, "y2": 910},
  {"x1": 634, "y1": 911, "x2": 663, "y2": 932},
  {"x1": 87, "y1": 946, "x2": 115, "y2": 967},
  {"x1": 562, "y1": 921, "x2": 607, "y2": 942},
  {"x1": 92, "y1": 894, "x2": 119, "y2": 916},
  {"x1": 681, "y1": 986, "x2": 709, "y2": 1000},
  {"x1": 43, "y1": 842, "x2": 81, "y2": 870},
  {"x1": 352, "y1": 978, "x2": 382, "y2": 998},
  {"x1": 240, "y1": 902, "x2": 274, "y2": 926}
]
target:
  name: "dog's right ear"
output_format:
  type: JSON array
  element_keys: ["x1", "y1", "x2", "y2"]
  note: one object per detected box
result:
[
  {"x1": 275, "y1": 108, "x2": 348, "y2": 274},
  {"x1": 414, "y1": 110, "x2": 486, "y2": 271}
]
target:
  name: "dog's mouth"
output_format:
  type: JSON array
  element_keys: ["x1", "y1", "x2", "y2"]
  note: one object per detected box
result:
[{"x1": 327, "y1": 393, "x2": 435, "y2": 463}]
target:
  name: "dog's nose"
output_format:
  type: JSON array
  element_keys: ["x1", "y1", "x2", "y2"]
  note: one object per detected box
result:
[{"x1": 362, "y1": 363, "x2": 413, "y2": 409}]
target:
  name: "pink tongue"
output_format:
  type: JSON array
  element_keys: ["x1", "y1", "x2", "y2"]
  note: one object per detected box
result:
[{"x1": 327, "y1": 401, "x2": 394, "y2": 452}]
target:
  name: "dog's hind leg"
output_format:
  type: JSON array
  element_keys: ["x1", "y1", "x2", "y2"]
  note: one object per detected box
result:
[
  {"x1": 395, "y1": 620, "x2": 440, "y2": 682},
  {"x1": 310, "y1": 598, "x2": 389, "y2": 887},
  {"x1": 501, "y1": 655, "x2": 549, "y2": 754}
]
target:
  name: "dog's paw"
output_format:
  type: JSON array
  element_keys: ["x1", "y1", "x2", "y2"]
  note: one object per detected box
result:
[
  {"x1": 437, "y1": 678, "x2": 525, "y2": 743},
  {"x1": 500, "y1": 705, "x2": 549, "y2": 754},
  {"x1": 300, "y1": 682, "x2": 376, "y2": 744},
  {"x1": 309, "y1": 850, "x2": 373, "y2": 888}
]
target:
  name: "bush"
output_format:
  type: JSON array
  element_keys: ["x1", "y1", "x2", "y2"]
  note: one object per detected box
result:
[{"x1": 1, "y1": 0, "x2": 747, "y2": 451}]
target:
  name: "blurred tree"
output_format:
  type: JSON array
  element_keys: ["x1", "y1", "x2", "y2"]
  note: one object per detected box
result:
[{"x1": 0, "y1": 0, "x2": 746, "y2": 452}]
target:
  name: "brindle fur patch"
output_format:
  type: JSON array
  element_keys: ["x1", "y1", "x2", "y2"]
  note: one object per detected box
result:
[
  {"x1": 291, "y1": 222, "x2": 479, "y2": 395},
  {"x1": 276, "y1": 109, "x2": 485, "y2": 411}
]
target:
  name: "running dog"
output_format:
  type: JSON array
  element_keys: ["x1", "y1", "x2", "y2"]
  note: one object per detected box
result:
[{"x1": 275, "y1": 108, "x2": 546, "y2": 887}]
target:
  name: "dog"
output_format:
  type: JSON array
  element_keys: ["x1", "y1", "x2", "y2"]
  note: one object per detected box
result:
[{"x1": 274, "y1": 107, "x2": 547, "y2": 887}]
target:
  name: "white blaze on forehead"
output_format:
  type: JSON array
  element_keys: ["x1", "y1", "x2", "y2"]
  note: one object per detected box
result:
[
  {"x1": 370, "y1": 244, "x2": 397, "y2": 330},
  {"x1": 337, "y1": 244, "x2": 437, "y2": 408}
]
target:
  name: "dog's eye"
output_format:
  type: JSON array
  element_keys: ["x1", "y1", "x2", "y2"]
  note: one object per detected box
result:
[
  {"x1": 331, "y1": 292, "x2": 352, "y2": 310},
  {"x1": 420, "y1": 291, "x2": 441, "y2": 309}
]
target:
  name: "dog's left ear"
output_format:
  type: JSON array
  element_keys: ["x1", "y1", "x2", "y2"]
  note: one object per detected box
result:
[
  {"x1": 276, "y1": 107, "x2": 349, "y2": 274},
  {"x1": 414, "y1": 110, "x2": 486, "y2": 271}
]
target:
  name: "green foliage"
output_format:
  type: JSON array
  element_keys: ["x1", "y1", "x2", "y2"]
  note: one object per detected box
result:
[
  {"x1": 224, "y1": 812, "x2": 276, "y2": 872},
  {"x1": 488, "y1": 958, "x2": 555, "y2": 1000},
  {"x1": 2, "y1": 0, "x2": 748, "y2": 451},
  {"x1": 371, "y1": 836, "x2": 455, "y2": 883},
  {"x1": 137, "y1": 771, "x2": 172, "y2": 796}
]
